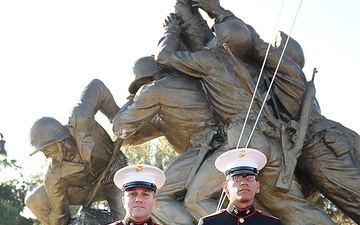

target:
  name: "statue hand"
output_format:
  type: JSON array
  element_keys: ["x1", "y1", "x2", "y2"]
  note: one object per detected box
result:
[
  {"x1": 192, "y1": 0, "x2": 220, "y2": 13},
  {"x1": 163, "y1": 13, "x2": 182, "y2": 29},
  {"x1": 174, "y1": 1, "x2": 193, "y2": 21}
]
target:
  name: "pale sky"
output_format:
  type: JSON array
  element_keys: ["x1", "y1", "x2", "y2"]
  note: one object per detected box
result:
[{"x1": 1, "y1": 0, "x2": 359, "y2": 185}]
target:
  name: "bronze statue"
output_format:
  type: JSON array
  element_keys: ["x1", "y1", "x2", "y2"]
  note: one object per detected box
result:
[
  {"x1": 25, "y1": 79, "x2": 128, "y2": 224},
  {"x1": 26, "y1": 0, "x2": 360, "y2": 224},
  {"x1": 113, "y1": 56, "x2": 222, "y2": 155},
  {"x1": 152, "y1": 0, "x2": 360, "y2": 224},
  {"x1": 112, "y1": 55, "x2": 224, "y2": 225},
  {"x1": 155, "y1": 3, "x2": 333, "y2": 225}
]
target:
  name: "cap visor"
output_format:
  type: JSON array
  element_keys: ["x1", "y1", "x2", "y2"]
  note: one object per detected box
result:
[
  {"x1": 123, "y1": 181, "x2": 157, "y2": 192},
  {"x1": 226, "y1": 166, "x2": 258, "y2": 176}
]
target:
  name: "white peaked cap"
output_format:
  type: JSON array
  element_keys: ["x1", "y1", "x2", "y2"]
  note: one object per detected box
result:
[
  {"x1": 113, "y1": 164, "x2": 166, "y2": 192},
  {"x1": 215, "y1": 148, "x2": 267, "y2": 176}
]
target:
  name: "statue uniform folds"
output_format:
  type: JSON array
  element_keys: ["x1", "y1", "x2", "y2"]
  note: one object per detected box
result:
[
  {"x1": 113, "y1": 56, "x2": 223, "y2": 225},
  {"x1": 26, "y1": 79, "x2": 127, "y2": 225},
  {"x1": 198, "y1": 204, "x2": 281, "y2": 225}
]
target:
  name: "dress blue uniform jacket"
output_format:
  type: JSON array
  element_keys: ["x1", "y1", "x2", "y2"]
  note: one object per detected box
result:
[
  {"x1": 198, "y1": 203, "x2": 282, "y2": 225},
  {"x1": 108, "y1": 217, "x2": 159, "y2": 225}
]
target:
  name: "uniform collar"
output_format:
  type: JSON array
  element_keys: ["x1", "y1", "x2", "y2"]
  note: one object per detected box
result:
[
  {"x1": 226, "y1": 203, "x2": 256, "y2": 218},
  {"x1": 122, "y1": 217, "x2": 157, "y2": 225}
]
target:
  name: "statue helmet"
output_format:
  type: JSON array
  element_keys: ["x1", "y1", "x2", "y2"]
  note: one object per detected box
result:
[
  {"x1": 29, "y1": 117, "x2": 70, "y2": 156},
  {"x1": 273, "y1": 31, "x2": 305, "y2": 69},
  {"x1": 213, "y1": 20, "x2": 252, "y2": 58},
  {"x1": 128, "y1": 55, "x2": 161, "y2": 94}
]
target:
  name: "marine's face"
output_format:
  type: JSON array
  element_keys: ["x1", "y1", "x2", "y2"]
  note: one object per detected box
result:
[
  {"x1": 122, "y1": 187, "x2": 157, "y2": 222},
  {"x1": 223, "y1": 174, "x2": 260, "y2": 208}
]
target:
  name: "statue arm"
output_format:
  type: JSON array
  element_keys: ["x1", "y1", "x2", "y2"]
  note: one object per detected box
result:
[
  {"x1": 69, "y1": 79, "x2": 120, "y2": 132},
  {"x1": 118, "y1": 94, "x2": 135, "y2": 113},
  {"x1": 195, "y1": 0, "x2": 306, "y2": 87},
  {"x1": 122, "y1": 117, "x2": 164, "y2": 146},
  {"x1": 114, "y1": 94, "x2": 163, "y2": 144},
  {"x1": 155, "y1": 13, "x2": 218, "y2": 78},
  {"x1": 113, "y1": 85, "x2": 160, "y2": 139},
  {"x1": 174, "y1": 1, "x2": 213, "y2": 51},
  {"x1": 156, "y1": 13, "x2": 182, "y2": 69},
  {"x1": 192, "y1": 0, "x2": 238, "y2": 23}
]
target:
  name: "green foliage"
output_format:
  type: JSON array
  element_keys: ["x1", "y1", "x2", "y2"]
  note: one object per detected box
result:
[
  {"x1": 314, "y1": 195, "x2": 356, "y2": 224},
  {"x1": 0, "y1": 159, "x2": 41, "y2": 225},
  {"x1": 121, "y1": 137, "x2": 179, "y2": 170},
  {"x1": 0, "y1": 200, "x2": 34, "y2": 225}
]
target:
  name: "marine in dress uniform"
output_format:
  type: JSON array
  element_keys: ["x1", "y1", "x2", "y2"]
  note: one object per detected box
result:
[
  {"x1": 108, "y1": 164, "x2": 165, "y2": 225},
  {"x1": 109, "y1": 217, "x2": 159, "y2": 225},
  {"x1": 198, "y1": 148, "x2": 282, "y2": 225},
  {"x1": 198, "y1": 203, "x2": 281, "y2": 225}
]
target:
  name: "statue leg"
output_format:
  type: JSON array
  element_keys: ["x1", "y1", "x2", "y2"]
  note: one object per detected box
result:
[
  {"x1": 25, "y1": 185, "x2": 51, "y2": 225},
  {"x1": 256, "y1": 167, "x2": 336, "y2": 225},
  {"x1": 152, "y1": 197, "x2": 194, "y2": 225},
  {"x1": 184, "y1": 146, "x2": 226, "y2": 221},
  {"x1": 102, "y1": 152, "x2": 128, "y2": 220},
  {"x1": 185, "y1": 124, "x2": 336, "y2": 225},
  {"x1": 103, "y1": 182, "x2": 126, "y2": 220},
  {"x1": 152, "y1": 148, "x2": 200, "y2": 225},
  {"x1": 254, "y1": 138, "x2": 336, "y2": 225},
  {"x1": 298, "y1": 123, "x2": 360, "y2": 224},
  {"x1": 237, "y1": 123, "x2": 336, "y2": 225}
]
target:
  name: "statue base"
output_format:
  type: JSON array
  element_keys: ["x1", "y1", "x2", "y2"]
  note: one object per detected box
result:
[{"x1": 69, "y1": 207, "x2": 114, "y2": 225}]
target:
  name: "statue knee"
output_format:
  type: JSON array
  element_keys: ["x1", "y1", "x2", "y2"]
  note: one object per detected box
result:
[
  {"x1": 24, "y1": 185, "x2": 50, "y2": 211},
  {"x1": 24, "y1": 193, "x2": 35, "y2": 209},
  {"x1": 184, "y1": 193, "x2": 219, "y2": 221},
  {"x1": 184, "y1": 191, "x2": 197, "y2": 209},
  {"x1": 184, "y1": 193, "x2": 201, "y2": 220}
]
